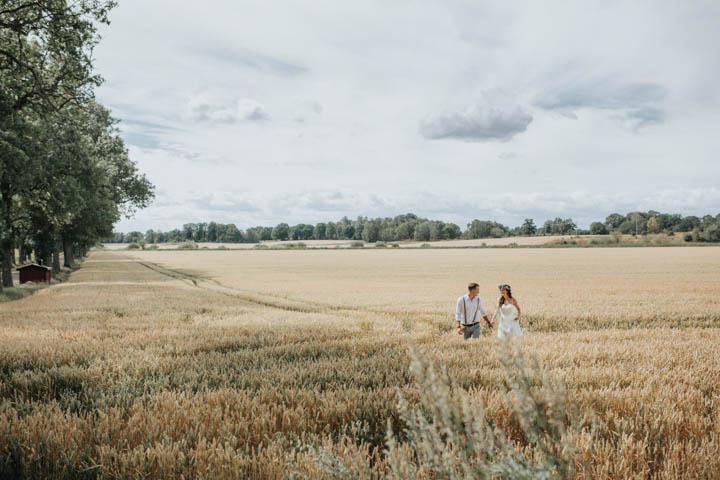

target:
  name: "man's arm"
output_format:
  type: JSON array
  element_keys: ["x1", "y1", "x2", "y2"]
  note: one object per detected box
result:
[{"x1": 478, "y1": 299, "x2": 492, "y2": 328}]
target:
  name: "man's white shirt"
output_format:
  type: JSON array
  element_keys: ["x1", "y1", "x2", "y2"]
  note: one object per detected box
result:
[{"x1": 456, "y1": 294, "x2": 487, "y2": 326}]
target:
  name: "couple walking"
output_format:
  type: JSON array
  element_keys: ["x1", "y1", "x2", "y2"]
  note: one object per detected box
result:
[{"x1": 455, "y1": 282, "x2": 522, "y2": 339}]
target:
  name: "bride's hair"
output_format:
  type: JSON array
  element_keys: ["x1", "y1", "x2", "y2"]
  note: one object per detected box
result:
[{"x1": 498, "y1": 284, "x2": 512, "y2": 305}]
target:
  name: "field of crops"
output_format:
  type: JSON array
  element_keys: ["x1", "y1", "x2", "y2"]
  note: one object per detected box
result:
[{"x1": 1, "y1": 247, "x2": 719, "y2": 478}]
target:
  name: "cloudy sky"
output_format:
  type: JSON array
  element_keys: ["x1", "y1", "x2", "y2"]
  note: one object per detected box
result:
[{"x1": 95, "y1": 0, "x2": 720, "y2": 232}]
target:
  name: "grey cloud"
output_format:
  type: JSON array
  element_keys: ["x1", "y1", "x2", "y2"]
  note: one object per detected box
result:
[
  {"x1": 536, "y1": 81, "x2": 667, "y2": 128},
  {"x1": 625, "y1": 107, "x2": 665, "y2": 129},
  {"x1": 192, "y1": 193, "x2": 261, "y2": 212},
  {"x1": 419, "y1": 101, "x2": 533, "y2": 142},
  {"x1": 537, "y1": 82, "x2": 665, "y2": 110},
  {"x1": 196, "y1": 46, "x2": 305, "y2": 76},
  {"x1": 116, "y1": 115, "x2": 185, "y2": 150},
  {"x1": 188, "y1": 97, "x2": 269, "y2": 123}
]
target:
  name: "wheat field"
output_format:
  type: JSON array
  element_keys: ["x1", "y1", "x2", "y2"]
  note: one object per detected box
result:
[{"x1": 1, "y1": 248, "x2": 719, "y2": 478}]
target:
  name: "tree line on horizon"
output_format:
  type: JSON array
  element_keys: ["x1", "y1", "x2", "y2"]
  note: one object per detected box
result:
[
  {"x1": 0, "y1": 1, "x2": 154, "y2": 292},
  {"x1": 108, "y1": 210, "x2": 720, "y2": 245}
]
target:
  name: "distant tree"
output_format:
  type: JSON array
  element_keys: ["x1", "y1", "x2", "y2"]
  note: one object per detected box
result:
[
  {"x1": 313, "y1": 223, "x2": 326, "y2": 240},
  {"x1": 224, "y1": 224, "x2": 243, "y2": 242},
  {"x1": 467, "y1": 220, "x2": 508, "y2": 239},
  {"x1": 182, "y1": 224, "x2": 196, "y2": 241},
  {"x1": 272, "y1": 223, "x2": 290, "y2": 241},
  {"x1": 489, "y1": 227, "x2": 505, "y2": 238},
  {"x1": 618, "y1": 220, "x2": 635, "y2": 235},
  {"x1": 253, "y1": 226, "x2": 272, "y2": 241},
  {"x1": 604, "y1": 213, "x2": 624, "y2": 230},
  {"x1": 590, "y1": 222, "x2": 609, "y2": 235},
  {"x1": 627, "y1": 212, "x2": 647, "y2": 235},
  {"x1": 396, "y1": 222, "x2": 415, "y2": 240},
  {"x1": 244, "y1": 228, "x2": 259, "y2": 243},
  {"x1": 414, "y1": 222, "x2": 431, "y2": 241},
  {"x1": 380, "y1": 227, "x2": 396, "y2": 242},
  {"x1": 428, "y1": 221, "x2": 446, "y2": 241},
  {"x1": 195, "y1": 222, "x2": 207, "y2": 242},
  {"x1": 678, "y1": 216, "x2": 700, "y2": 232},
  {"x1": 542, "y1": 220, "x2": 553, "y2": 235},
  {"x1": 703, "y1": 223, "x2": 720, "y2": 242},
  {"x1": 443, "y1": 223, "x2": 462, "y2": 239},
  {"x1": 325, "y1": 222, "x2": 337, "y2": 240},
  {"x1": 361, "y1": 221, "x2": 381, "y2": 243},
  {"x1": 126, "y1": 231, "x2": 144, "y2": 243},
  {"x1": 646, "y1": 217, "x2": 660, "y2": 234},
  {"x1": 519, "y1": 218, "x2": 537, "y2": 236},
  {"x1": 207, "y1": 222, "x2": 218, "y2": 242}
]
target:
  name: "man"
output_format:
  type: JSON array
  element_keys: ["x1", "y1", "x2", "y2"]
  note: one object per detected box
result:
[{"x1": 455, "y1": 282, "x2": 493, "y2": 339}]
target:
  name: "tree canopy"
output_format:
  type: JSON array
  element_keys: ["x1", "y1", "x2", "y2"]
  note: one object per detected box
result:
[{"x1": 0, "y1": 1, "x2": 154, "y2": 290}]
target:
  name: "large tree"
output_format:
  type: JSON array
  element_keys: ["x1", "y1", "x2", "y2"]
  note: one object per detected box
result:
[{"x1": 1, "y1": 0, "x2": 117, "y2": 287}]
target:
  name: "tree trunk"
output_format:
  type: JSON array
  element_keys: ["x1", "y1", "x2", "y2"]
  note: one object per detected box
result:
[
  {"x1": 62, "y1": 233, "x2": 74, "y2": 268},
  {"x1": 1, "y1": 243, "x2": 13, "y2": 287},
  {"x1": 40, "y1": 250, "x2": 51, "y2": 267},
  {"x1": 1, "y1": 176, "x2": 13, "y2": 287},
  {"x1": 52, "y1": 247, "x2": 61, "y2": 274},
  {"x1": 18, "y1": 244, "x2": 26, "y2": 264}
]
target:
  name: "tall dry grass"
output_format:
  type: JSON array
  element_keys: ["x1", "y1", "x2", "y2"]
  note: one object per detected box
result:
[{"x1": 0, "y1": 250, "x2": 718, "y2": 478}]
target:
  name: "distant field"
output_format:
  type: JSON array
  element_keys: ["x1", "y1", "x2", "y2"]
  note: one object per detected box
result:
[
  {"x1": 102, "y1": 232, "x2": 693, "y2": 251},
  {"x1": 101, "y1": 236, "x2": 565, "y2": 250},
  {"x1": 1, "y1": 247, "x2": 719, "y2": 478},
  {"x1": 126, "y1": 247, "x2": 720, "y2": 330},
  {"x1": 403, "y1": 235, "x2": 580, "y2": 247}
]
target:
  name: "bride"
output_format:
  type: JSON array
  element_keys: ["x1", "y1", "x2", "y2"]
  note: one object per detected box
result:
[{"x1": 492, "y1": 284, "x2": 522, "y2": 338}]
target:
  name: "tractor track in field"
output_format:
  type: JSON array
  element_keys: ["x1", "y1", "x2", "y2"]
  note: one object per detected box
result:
[
  {"x1": 133, "y1": 256, "x2": 432, "y2": 320},
  {"x1": 135, "y1": 258, "x2": 360, "y2": 315}
]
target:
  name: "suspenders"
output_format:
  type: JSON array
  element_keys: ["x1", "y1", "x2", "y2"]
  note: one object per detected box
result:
[{"x1": 462, "y1": 296, "x2": 480, "y2": 326}]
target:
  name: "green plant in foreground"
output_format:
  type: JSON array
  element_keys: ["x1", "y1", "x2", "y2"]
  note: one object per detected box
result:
[{"x1": 311, "y1": 339, "x2": 597, "y2": 479}]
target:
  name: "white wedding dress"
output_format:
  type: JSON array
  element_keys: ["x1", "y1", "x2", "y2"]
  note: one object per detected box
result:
[{"x1": 497, "y1": 303, "x2": 522, "y2": 338}]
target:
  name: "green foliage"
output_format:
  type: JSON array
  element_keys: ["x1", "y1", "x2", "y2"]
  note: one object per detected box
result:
[
  {"x1": 351, "y1": 241, "x2": 365, "y2": 248},
  {"x1": 0, "y1": 0, "x2": 116, "y2": 113},
  {"x1": 466, "y1": 220, "x2": 509, "y2": 239},
  {"x1": 589, "y1": 222, "x2": 608, "y2": 235},
  {"x1": 106, "y1": 210, "x2": 720, "y2": 249},
  {"x1": 312, "y1": 341, "x2": 596, "y2": 479},
  {"x1": 272, "y1": 223, "x2": 290, "y2": 241},
  {"x1": 518, "y1": 218, "x2": 537, "y2": 236},
  {"x1": 0, "y1": 1, "x2": 154, "y2": 288},
  {"x1": 702, "y1": 223, "x2": 720, "y2": 242}
]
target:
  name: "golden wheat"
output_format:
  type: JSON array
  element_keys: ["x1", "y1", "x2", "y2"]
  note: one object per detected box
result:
[{"x1": 0, "y1": 248, "x2": 718, "y2": 478}]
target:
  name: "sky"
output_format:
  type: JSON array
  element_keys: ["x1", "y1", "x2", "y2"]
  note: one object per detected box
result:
[{"x1": 94, "y1": 0, "x2": 720, "y2": 232}]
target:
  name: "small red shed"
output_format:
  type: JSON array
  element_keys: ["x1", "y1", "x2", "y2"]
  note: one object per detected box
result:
[{"x1": 17, "y1": 264, "x2": 52, "y2": 284}]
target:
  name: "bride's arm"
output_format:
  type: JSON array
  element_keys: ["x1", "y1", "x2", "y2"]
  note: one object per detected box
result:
[
  {"x1": 513, "y1": 298, "x2": 521, "y2": 321},
  {"x1": 490, "y1": 296, "x2": 501, "y2": 323}
]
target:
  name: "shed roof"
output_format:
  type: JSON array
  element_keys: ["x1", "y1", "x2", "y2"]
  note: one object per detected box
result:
[{"x1": 17, "y1": 263, "x2": 51, "y2": 271}]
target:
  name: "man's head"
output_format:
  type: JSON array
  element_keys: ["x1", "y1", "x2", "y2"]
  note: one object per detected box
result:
[{"x1": 468, "y1": 282, "x2": 479, "y2": 296}]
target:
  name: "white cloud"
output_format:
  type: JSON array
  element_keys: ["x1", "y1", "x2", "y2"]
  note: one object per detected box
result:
[
  {"x1": 419, "y1": 95, "x2": 533, "y2": 142},
  {"x1": 187, "y1": 96, "x2": 269, "y2": 123}
]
